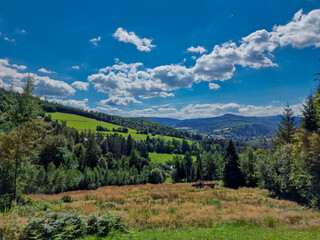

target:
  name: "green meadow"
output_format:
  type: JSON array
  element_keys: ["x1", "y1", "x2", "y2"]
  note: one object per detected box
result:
[
  {"x1": 49, "y1": 112, "x2": 191, "y2": 143},
  {"x1": 149, "y1": 152, "x2": 196, "y2": 164}
]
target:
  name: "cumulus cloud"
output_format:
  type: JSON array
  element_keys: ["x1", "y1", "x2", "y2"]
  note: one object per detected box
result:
[
  {"x1": 193, "y1": 9, "x2": 320, "y2": 82},
  {"x1": 0, "y1": 58, "x2": 75, "y2": 98},
  {"x1": 158, "y1": 107, "x2": 177, "y2": 112},
  {"x1": 89, "y1": 9, "x2": 320, "y2": 103},
  {"x1": 89, "y1": 36, "x2": 101, "y2": 46},
  {"x1": 99, "y1": 96, "x2": 142, "y2": 106},
  {"x1": 92, "y1": 102, "x2": 301, "y2": 119},
  {"x1": 72, "y1": 65, "x2": 80, "y2": 70},
  {"x1": 187, "y1": 46, "x2": 207, "y2": 54},
  {"x1": 38, "y1": 68, "x2": 56, "y2": 74},
  {"x1": 272, "y1": 9, "x2": 320, "y2": 48},
  {"x1": 209, "y1": 83, "x2": 220, "y2": 90},
  {"x1": 71, "y1": 81, "x2": 89, "y2": 91},
  {"x1": 47, "y1": 98, "x2": 88, "y2": 110},
  {"x1": 88, "y1": 61, "x2": 175, "y2": 100},
  {"x1": 113, "y1": 27, "x2": 156, "y2": 52}
]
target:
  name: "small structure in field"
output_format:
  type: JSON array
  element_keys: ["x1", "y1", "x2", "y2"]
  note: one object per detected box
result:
[{"x1": 192, "y1": 180, "x2": 215, "y2": 189}]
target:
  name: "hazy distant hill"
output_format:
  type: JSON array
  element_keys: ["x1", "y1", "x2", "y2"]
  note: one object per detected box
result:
[{"x1": 142, "y1": 114, "x2": 300, "y2": 140}]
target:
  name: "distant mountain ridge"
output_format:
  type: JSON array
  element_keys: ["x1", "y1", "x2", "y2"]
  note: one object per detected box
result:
[{"x1": 142, "y1": 114, "x2": 300, "y2": 140}]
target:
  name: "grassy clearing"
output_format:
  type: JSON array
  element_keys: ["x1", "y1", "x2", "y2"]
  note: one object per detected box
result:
[
  {"x1": 2, "y1": 183, "x2": 320, "y2": 239},
  {"x1": 49, "y1": 112, "x2": 191, "y2": 143},
  {"x1": 49, "y1": 112, "x2": 136, "y2": 133},
  {"x1": 19, "y1": 183, "x2": 320, "y2": 230},
  {"x1": 149, "y1": 152, "x2": 196, "y2": 164}
]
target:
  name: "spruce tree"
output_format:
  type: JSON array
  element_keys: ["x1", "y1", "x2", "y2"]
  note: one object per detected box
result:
[
  {"x1": 223, "y1": 140, "x2": 244, "y2": 188},
  {"x1": 275, "y1": 104, "x2": 297, "y2": 146},
  {"x1": 195, "y1": 154, "x2": 203, "y2": 180},
  {"x1": 301, "y1": 93, "x2": 318, "y2": 133}
]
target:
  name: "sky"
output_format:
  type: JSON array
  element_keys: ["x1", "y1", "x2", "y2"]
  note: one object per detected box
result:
[{"x1": 1, "y1": 0, "x2": 320, "y2": 119}]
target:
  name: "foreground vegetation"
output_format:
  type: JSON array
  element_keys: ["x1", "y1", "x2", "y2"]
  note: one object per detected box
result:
[{"x1": 1, "y1": 183, "x2": 320, "y2": 239}]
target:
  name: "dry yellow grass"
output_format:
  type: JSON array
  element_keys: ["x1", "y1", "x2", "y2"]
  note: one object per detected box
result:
[{"x1": 17, "y1": 183, "x2": 320, "y2": 230}]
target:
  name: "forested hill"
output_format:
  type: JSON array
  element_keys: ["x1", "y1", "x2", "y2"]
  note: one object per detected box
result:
[
  {"x1": 142, "y1": 114, "x2": 300, "y2": 140},
  {"x1": 0, "y1": 88, "x2": 200, "y2": 140}
]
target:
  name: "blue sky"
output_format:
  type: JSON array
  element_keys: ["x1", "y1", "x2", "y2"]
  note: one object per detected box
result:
[{"x1": 1, "y1": 0, "x2": 320, "y2": 119}]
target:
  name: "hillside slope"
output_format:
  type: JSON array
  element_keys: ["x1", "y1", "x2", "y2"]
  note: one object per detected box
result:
[{"x1": 142, "y1": 114, "x2": 296, "y2": 140}]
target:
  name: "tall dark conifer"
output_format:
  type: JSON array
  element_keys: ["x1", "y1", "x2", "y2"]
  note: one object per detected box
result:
[
  {"x1": 301, "y1": 93, "x2": 318, "y2": 133},
  {"x1": 275, "y1": 104, "x2": 298, "y2": 146},
  {"x1": 223, "y1": 140, "x2": 244, "y2": 188}
]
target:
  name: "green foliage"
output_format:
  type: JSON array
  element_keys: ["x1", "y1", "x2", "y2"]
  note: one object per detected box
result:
[
  {"x1": 240, "y1": 148, "x2": 258, "y2": 187},
  {"x1": 149, "y1": 168, "x2": 166, "y2": 184},
  {"x1": 275, "y1": 104, "x2": 298, "y2": 146},
  {"x1": 223, "y1": 140, "x2": 245, "y2": 188},
  {"x1": 23, "y1": 212, "x2": 126, "y2": 240},
  {"x1": 61, "y1": 195, "x2": 73, "y2": 203}
]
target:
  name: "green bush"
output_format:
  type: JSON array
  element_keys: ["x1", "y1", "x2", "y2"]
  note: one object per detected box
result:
[
  {"x1": 23, "y1": 212, "x2": 126, "y2": 239},
  {"x1": 61, "y1": 195, "x2": 73, "y2": 203},
  {"x1": 86, "y1": 212, "x2": 126, "y2": 237},
  {"x1": 24, "y1": 212, "x2": 85, "y2": 240}
]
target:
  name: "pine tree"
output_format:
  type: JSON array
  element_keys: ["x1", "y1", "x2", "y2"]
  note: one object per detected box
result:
[
  {"x1": 223, "y1": 140, "x2": 244, "y2": 188},
  {"x1": 275, "y1": 104, "x2": 298, "y2": 146},
  {"x1": 183, "y1": 151, "x2": 193, "y2": 182},
  {"x1": 301, "y1": 93, "x2": 318, "y2": 133},
  {"x1": 195, "y1": 154, "x2": 203, "y2": 180}
]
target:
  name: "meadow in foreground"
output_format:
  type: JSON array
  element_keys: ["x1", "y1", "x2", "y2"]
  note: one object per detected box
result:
[{"x1": 2, "y1": 182, "x2": 320, "y2": 239}]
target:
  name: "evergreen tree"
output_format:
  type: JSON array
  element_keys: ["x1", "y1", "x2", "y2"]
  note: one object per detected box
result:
[
  {"x1": 182, "y1": 139, "x2": 190, "y2": 154},
  {"x1": 301, "y1": 93, "x2": 318, "y2": 133},
  {"x1": 195, "y1": 154, "x2": 203, "y2": 180},
  {"x1": 223, "y1": 140, "x2": 244, "y2": 188},
  {"x1": 275, "y1": 104, "x2": 298, "y2": 146},
  {"x1": 183, "y1": 151, "x2": 193, "y2": 182}
]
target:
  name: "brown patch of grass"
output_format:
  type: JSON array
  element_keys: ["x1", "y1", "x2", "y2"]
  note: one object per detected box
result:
[{"x1": 4, "y1": 183, "x2": 319, "y2": 230}]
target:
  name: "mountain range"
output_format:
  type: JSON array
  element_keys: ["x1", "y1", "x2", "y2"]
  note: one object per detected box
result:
[{"x1": 142, "y1": 114, "x2": 300, "y2": 140}]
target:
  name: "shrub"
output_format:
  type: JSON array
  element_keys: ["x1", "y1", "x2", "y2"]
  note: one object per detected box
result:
[
  {"x1": 61, "y1": 195, "x2": 73, "y2": 203},
  {"x1": 86, "y1": 212, "x2": 126, "y2": 237},
  {"x1": 24, "y1": 212, "x2": 85, "y2": 240},
  {"x1": 23, "y1": 212, "x2": 126, "y2": 239}
]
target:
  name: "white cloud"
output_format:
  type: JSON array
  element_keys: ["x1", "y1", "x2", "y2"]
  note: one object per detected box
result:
[
  {"x1": 209, "y1": 83, "x2": 221, "y2": 90},
  {"x1": 4, "y1": 37, "x2": 15, "y2": 42},
  {"x1": 0, "y1": 59, "x2": 75, "y2": 98},
  {"x1": 89, "y1": 36, "x2": 101, "y2": 46},
  {"x1": 47, "y1": 98, "x2": 88, "y2": 110},
  {"x1": 38, "y1": 68, "x2": 56, "y2": 74},
  {"x1": 193, "y1": 9, "x2": 320, "y2": 83},
  {"x1": 272, "y1": 9, "x2": 320, "y2": 48},
  {"x1": 99, "y1": 96, "x2": 142, "y2": 106},
  {"x1": 88, "y1": 61, "x2": 174, "y2": 100},
  {"x1": 71, "y1": 81, "x2": 89, "y2": 91},
  {"x1": 12, "y1": 64, "x2": 27, "y2": 71},
  {"x1": 72, "y1": 65, "x2": 80, "y2": 70},
  {"x1": 113, "y1": 27, "x2": 156, "y2": 52},
  {"x1": 88, "y1": 9, "x2": 320, "y2": 103},
  {"x1": 187, "y1": 46, "x2": 207, "y2": 54},
  {"x1": 158, "y1": 107, "x2": 177, "y2": 112},
  {"x1": 193, "y1": 30, "x2": 278, "y2": 82}
]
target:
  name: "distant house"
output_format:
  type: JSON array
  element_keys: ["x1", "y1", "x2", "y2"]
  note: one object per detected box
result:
[{"x1": 158, "y1": 163, "x2": 165, "y2": 170}]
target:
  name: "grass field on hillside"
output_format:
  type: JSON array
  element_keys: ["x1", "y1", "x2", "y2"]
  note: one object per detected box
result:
[
  {"x1": 149, "y1": 152, "x2": 196, "y2": 164},
  {"x1": 49, "y1": 112, "x2": 136, "y2": 133},
  {"x1": 48, "y1": 112, "x2": 191, "y2": 143}
]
